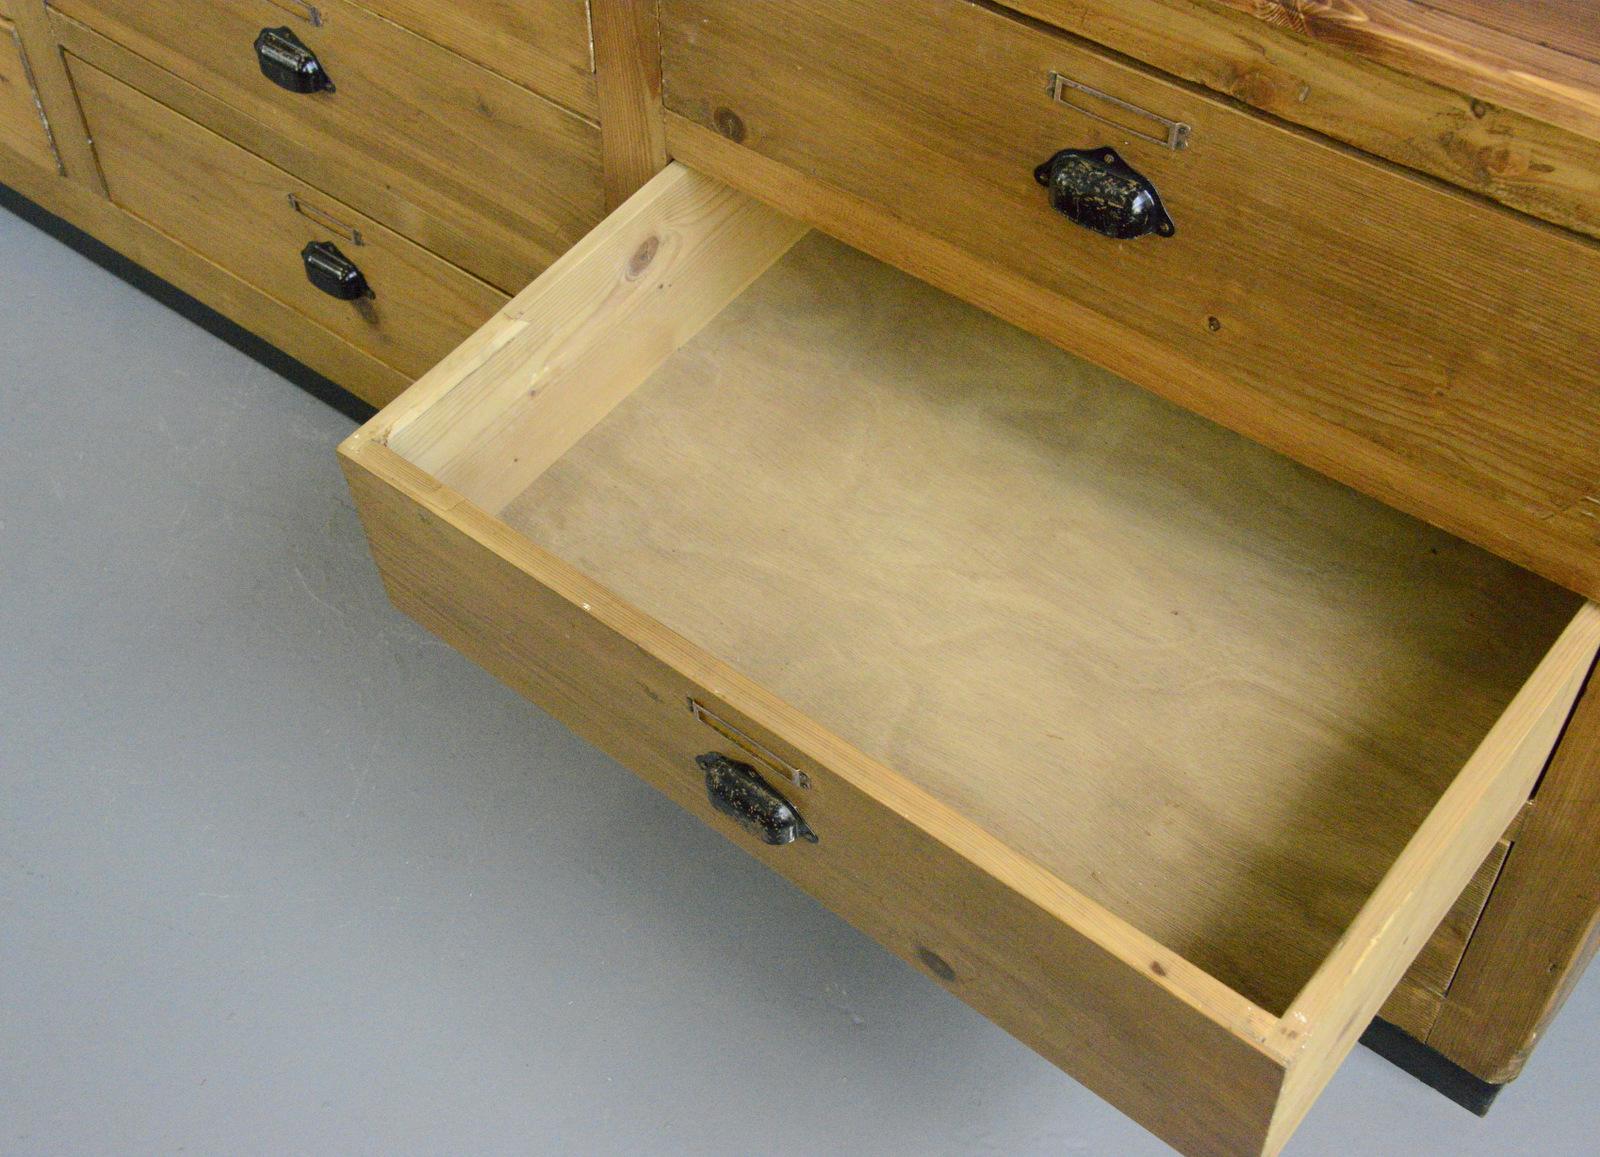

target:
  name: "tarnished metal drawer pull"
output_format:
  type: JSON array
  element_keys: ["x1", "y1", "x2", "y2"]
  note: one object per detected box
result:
[
  {"x1": 255, "y1": 26, "x2": 334, "y2": 94},
  {"x1": 698, "y1": 753, "x2": 818, "y2": 846},
  {"x1": 1034, "y1": 146, "x2": 1176, "y2": 240}
]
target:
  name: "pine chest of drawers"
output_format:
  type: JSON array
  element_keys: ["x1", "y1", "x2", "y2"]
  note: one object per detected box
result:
[{"x1": 6, "y1": 1, "x2": 1600, "y2": 1153}]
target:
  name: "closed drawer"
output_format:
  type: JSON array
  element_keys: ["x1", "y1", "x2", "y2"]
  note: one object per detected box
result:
[
  {"x1": 50, "y1": 0, "x2": 604, "y2": 292},
  {"x1": 355, "y1": 0, "x2": 594, "y2": 118},
  {"x1": 341, "y1": 165, "x2": 1600, "y2": 1156},
  {"x1": 660, "y1": 0, "x2": 1600, "y2": 604},
  {"x1": 0, "y1": 16, "x2": 58, "y2": 173},
  {"x1": 71, "y1": 57, "x2": 506, "y2": 384}
]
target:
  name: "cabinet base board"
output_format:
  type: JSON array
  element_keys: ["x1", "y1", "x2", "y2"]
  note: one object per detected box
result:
[
  {"x1": 0, "y1": 179, "x2": 377, "y2": 425},
  {"x1": 1361, "y1": 1018, "x2": 1503, "y2": 1116}
]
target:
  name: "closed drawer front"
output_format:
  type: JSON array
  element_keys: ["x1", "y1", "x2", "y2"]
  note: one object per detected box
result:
[
  {"x1": 71, "y1": 58, "x2": 507, "y2": 382},
  {"x1": 0, "y1": 16, "x2": 58, "y2": 173},
  {"x1": 50, "y1": 0, "x2": 605, "y2": 292},
  {"x1": 355, "y1": 0, "x2": 595, "y2": 118},
  {"x1": 660, "y1": 0, "x2": 1600, "y2": 603},
  {"x1": 341, "y1": 165, "x2": 1600, "y2": 1156}
]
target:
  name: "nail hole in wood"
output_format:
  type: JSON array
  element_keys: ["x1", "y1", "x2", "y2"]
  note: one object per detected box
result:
[{"x1": 917, "y1": 947, "x2": 957, "y2": 982}]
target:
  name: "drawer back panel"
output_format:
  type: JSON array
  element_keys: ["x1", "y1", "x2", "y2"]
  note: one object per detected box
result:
[{"x1": 661, "y1": 0, "x2": 1600, "y2": 599}]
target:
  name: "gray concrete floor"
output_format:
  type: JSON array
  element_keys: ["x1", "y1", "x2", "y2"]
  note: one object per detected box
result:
[{"x1": 2, "y1": 204, "x2": 1597, "y2": 1157}]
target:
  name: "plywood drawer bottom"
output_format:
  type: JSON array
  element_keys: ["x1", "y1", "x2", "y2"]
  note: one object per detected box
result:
[
  {"x1": 340, "y1": 165, "x2": 1600, "y2": 1156},
  {"x1": 69, "y1": 58, "x2": 506, "y2": 387}
]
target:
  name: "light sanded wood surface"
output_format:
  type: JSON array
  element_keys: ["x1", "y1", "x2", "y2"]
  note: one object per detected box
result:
[
  {"x1": 1428, "y1": 660, "x2": 1600, "y2": 1080},
  {"x1": 1263, "y1": 602, "x2": 1599, "y2": 1148},
  {"x1": 1378, "y1": 834, "x2": 1511, "y2": 1036},
  {"x1": 502, "y1": 232, "x2": 1580, "y2": 1014}
]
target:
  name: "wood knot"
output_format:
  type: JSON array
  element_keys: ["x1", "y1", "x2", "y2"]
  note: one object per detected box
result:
[
  {"x1": 712, "y1": 106, "x2": 747, "y2": 143},
  {"x1": 627, "y1": 236, "x2": 660, "y2": 280}
]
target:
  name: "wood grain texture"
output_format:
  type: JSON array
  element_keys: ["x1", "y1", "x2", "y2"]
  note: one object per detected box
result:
[
  {"x1": 1265, "y1": 602, "x2": 1600, "y2": 1149},
  {"x1": 49, "y1": 13, "x2": 526, "y2": 300},
  {"x1": 342, "y1": 164, "x2": 1600, "y2": 1154},
  {"x1": 355, "y1": 0, "x2": 596, "y2": 117},
  {"x1": 340, "y1": 435, "x2": 1291, "y2": 1157},
  {"x1": 1379, "y1": 794, "x2": 1534, "y2": 1038},
  {"x1": 1379, "y1": 835, "x2": 1511, "y2": 1035},
  {"x1": 1207, "y1": 0, "x2": 1600, "y2": 141},
  {"x1": 592, "y1": 0, "x2": 669, "y2": 209},
  {"x1": 0, "y1": 133, "x2": 409, "y2": 403},
  {"x1": 50, "y1": 0, "x2": 604, "y2": 292},
  {"x1": 503, "y1": 230, "x2": 1581, "y2": 1015},
  {"x1": 660, "y1": 0, "x2": 1600, "y2": 603},
  {"x1": 70, "y1": 57, "x2": 506, "y2": 379},
  {"x1": 8, "y1": 0, "x2": 98, "y2": 187},
  {"x1": 0, "y1": 15, "x2": 57, "y2": 172},
  {"x1": 385, "y1": 163, "x2": 809, "y2": 511},
  {"x1": 1428, "y1": 660, "x2": 1600, "y2": 1082},
  {"x1": 1006, "y1": 0, "x2": 1600, "y2": 240},
  {"x1": 1418, "y1": 0, "x2": 1600, "y2": 65}
]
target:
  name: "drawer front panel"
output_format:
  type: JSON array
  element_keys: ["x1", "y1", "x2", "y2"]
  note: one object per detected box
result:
[
  {"x1": 339, "y1": 440, "x2": 1289, "y2": 1157},
  {"x1": 71, "y1": 58, "x2": 507, "y2": 380},
  {"x1": 356, "y1": 0, "x2": 595, "y2": 117},
  {"x1": 0, "y1": 17, "x2": 57, "y2": 172},
  {"x1": 51, "y1": 0, "x2": 605, "y2": 293},
  {"x1": 661, "y1": 0, "x2": 1600, "y2": 601}
]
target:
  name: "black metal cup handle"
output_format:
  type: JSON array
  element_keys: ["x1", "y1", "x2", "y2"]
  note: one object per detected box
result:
[
  {"x1": 1034, "y1": 146, "x2": 1175, "y2": 240},
  {"x1": 255, "y1": 26, "x2": 335, "y2": 94},
  {"x1": 698, "y1": 753, "x2": 817, "y2": 846},
  {"x1": 301, "y1": 241, "x2": 372, "y2": 301}
]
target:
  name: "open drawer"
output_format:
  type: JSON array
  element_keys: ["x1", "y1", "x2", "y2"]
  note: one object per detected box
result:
[{"x1": 340, "y1": 165, "x2": 1600, "y2": 1157}]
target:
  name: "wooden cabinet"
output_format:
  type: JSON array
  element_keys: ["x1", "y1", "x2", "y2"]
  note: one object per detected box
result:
[
  {"x1": 0, "y1": 0, "x2": 662, "y2": 406},
  {"x1": 49, "y1": 0, "x2": 606, "y2": 291},
  {"x1": 3, "y1": 0, "x2": 1599, "y2": 1150},
  {"x1": 340, "y1": 164, "x2": 1600, "y2": 1157},
  {"x1": 69, "y1": 57, "x2": 507, "y2": 380}
]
